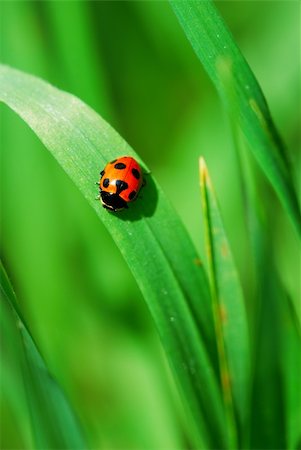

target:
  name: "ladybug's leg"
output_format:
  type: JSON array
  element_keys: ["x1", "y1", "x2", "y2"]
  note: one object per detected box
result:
[{"x1": 100, "y1": 170, "x2": 105, "y2": 178}]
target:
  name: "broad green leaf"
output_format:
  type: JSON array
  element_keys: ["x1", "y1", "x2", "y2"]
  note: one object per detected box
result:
[
  {"x1": 0, "y1": 261, "x2": 87, "y2": 449},
  {"x1": 0, "y1": 65, "x2": 227, "y2": 449},
  {"x1": 199, "y1": 158, "x2": 250, "y2": 447},
  {"x1": 170, "y1": 0, "x2": 301, "y2": 237}
]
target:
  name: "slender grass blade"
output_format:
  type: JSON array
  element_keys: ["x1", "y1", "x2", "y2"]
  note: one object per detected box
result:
[
  {"x1": 170, "y1": 0, "x2": 300, "y2": 237},
  {"x1": 199, "y1": 158, "x2": 250, "y2": 447},
  {"x1": 0, "y1": 262, "x2": 87, "y2": 449}
]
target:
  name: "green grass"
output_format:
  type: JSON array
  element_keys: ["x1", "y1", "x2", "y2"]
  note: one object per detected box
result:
[
  {"x1": 0, "y1": 1, "x2": 300, "y2": 449},
  {"x1": 170, "y1": 0, "x2": 300, "y2": 238},
  {"x1": 0, "y1": 262, "x2": 86, "y2": 449},
  {"x1": 0, "y1": 65, "x2": 226, "y2": 449},
  {"x1": 200, "y1": 158, "x2": 250, "y2": 448}
]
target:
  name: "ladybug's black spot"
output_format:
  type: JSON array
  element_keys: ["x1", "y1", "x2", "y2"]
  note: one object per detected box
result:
[
  {"x1": 129, "y1": 190, "x2": 136, "y2": 200},
  {"x1": 103, "y1": 178, "x2": 110, "y2": 188},
  {"x1": 115, "y1": 179, "x2": 128, "y2": 194},
  {"x1": 110, "y1": 159, "x2": 117, "y2": 164},
  {"x1": 131, "y1": 168, "x2": 140, "y2": 179},
  {"x1": 114, "y1": 162, "x2": 126, "y2": 170}
]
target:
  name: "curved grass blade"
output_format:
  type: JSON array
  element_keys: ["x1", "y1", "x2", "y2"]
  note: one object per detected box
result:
[
  {"x1": 0, "y1": 271, "x2": 31, "y2": 449},
  {"x1": 170, "y1": 0, "x2": 301, "y2": 237},
  {"x1": 199, "y1": 158, "x2": 250, "y2": 448},
  {"x1": 213, "y1": 35, "x2": 301, "y2": 448},
  {"x1": 0, "y1": 65, "x2": 227, "y2": 448},
  {"x1": 224, "y1": 100, "x2": 301, "y2": 449},
  {"x1": 225, "y1": 115, "x2": 301, "y2": 449},
  {"x1": 0, "y1": 261, "x2": 87, "y2": 449}
]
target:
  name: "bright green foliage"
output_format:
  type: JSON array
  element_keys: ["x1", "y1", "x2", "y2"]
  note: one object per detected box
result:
[
  {"x1": 170, "y1": 0, "x2": 301, "y2": 237},
  {"x1": 0, "y1": 65, "x2": 227, "y2": 449},
  {"x1": 0, "y1": 2, "x2": 299, "y2": 449},
  {"x1": 250, "y1": 273, "x2": 301, "y2": 450},
  {"x1": 233, "y1": 131, "x2": 301, "y2": 450},
  {"x1": 220, "y1": 58, "x2": 301, "y2": 449},
  {"x1": 0, "y1": 262, "x2": 87, "y2": 449}
]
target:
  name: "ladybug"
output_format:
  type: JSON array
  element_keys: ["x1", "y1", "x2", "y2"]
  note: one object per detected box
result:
[{"x1": 98, "y1": 156, "x2": 144, "y2": 211}]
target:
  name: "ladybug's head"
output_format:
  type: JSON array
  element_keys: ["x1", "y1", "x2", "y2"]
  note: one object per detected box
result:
[{"x1": 100, "y1": 191, "x2": 128, "y2": 212}]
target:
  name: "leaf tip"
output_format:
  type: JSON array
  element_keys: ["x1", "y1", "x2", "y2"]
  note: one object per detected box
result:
[
  {"x1": 199, "y1": 156, "x2": 208, "y2": 184},
  {"x1": 199, "y1": 157, "x2": 213, "y2": 192}
]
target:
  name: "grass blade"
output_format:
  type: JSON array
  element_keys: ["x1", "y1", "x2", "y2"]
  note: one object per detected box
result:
[
  {"x1": 1, "y1": 272, "x2": 31, "y2": 449},
  {"x1": 220, "y1": 67, "x2": 301, "y2": 448},
  {"x1": 0, "y1": 64, "x2": 228, "y2": 448},
  {"x1": 279, "y1": 292, "x2": 301, "y2": 450},
  {"x1": 199, "y1": 158, "x2": 250, "y2": 447},
  {"x1": 250, "y1": 273, "x2": 301, "y2": 449},
  {"x1": 170, "y1": 0, "x2": 301, "y2": 237},
  {"x1": 44, "y1": 0, "x2": 112, "y2": 116},
  {"x1": 0, "y1": 261, "x2": 87, "y2": 449}
]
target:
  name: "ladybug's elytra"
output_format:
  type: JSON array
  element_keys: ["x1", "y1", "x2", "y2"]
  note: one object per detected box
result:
[{"x1": 98, "y1": 156, "x2": 144, "y2": 211}]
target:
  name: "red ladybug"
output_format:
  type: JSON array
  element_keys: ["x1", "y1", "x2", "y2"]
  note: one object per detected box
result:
[{"x1": 98, "y1": 156, "x2": 144, "y2": 211}]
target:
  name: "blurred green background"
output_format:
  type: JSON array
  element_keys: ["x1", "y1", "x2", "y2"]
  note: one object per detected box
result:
[{"x1": 0, "y1": 1, "x2": 300, "y2": 449}]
